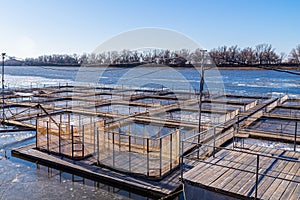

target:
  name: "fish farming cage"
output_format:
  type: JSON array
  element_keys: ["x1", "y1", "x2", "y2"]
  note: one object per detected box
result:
[
  {"x1": 98, "y1": 124, "x2": 181, "y2": 179},
  {"x1": 36, "y1": 113, "x2": 185, "y2": 179},
  {"x1": 36, "y1": 113, "x2": 106, "y2": 160}
]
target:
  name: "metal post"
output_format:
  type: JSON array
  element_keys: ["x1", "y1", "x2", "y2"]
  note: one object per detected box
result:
[
  {"x1": 197, "y1": 50, "x2": 206, "y2": 133},
  {"x1": 294, "y1": 122, "x2": 298, "y2": 152},
  {"x1": 255, "y1": 154, "x2": 259, "y2": 199},
  {"x1": 71, "y1": 125, "x2": 74, "y2": 159},
  {"x1": 118, "y1": 128, "x2": 121, "y2": 149},
  {"x1": 213, "y1": 127, "x2": 216, "y2": 158},
  {"x1": 68, "y1": 113, "x2": 70, "y2": 136},
  {"x1": 82, "y1": 125, "x2": 85, "y2": 159},
  {"x1": 170, "y1": 133, "x2": 172, "y2": 170},
  {"x1": 97, "y1": 127, "x2": 100, "y2": 163},
  {"x1": 58, "y1": 123, "x2": 61, "y2": 154},
  {"x1": 92, "y1": 121, "x2": 96, "y2": 154},
  {"x1": 113, "y1": 132, "x2": 115, "y2": 168},
  {"x1": 36, "y1": 114, "x2": 39, "y2": 148},
  {"x1": 1, "y1": 53, "x2": 5, "y2": 123},
  {"x1": 160, "y1": 138, "x2": 162, "y2": 177},
  {"x1": 233, "y1": 124, "x2": 236, "y2": 148},
  {"x1": 197, "y1": 50, "x2": 206, "y2": 158},
  {"x1": 147, "y1": 138, "x2": 149, "y2": 176},
  {"x1": 180, "y1": 140, "x2": 184, "y2": 181},
  {"x1": 46, "y1": 121, "x2": 49, "y2": 152},
  {"x1": 129, "y1": 135, "x2": 131, "y2": 172}
]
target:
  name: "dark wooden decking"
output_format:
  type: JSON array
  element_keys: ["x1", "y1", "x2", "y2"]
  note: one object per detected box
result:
[
  {"x1": 12, "y1": 144, "x2": 182, "y2": 198},
  {"x1": 183, "y1": 144, "x2": 300, "y2": 199}
]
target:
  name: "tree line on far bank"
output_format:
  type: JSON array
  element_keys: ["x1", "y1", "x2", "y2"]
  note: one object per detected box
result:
[{"x1": 5, "y1": 44, "x2": 300, "y2": 67}]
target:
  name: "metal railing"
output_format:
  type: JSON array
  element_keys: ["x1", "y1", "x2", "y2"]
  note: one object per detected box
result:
[
  {"x1": 95, "y1": 128, "x2": 180, "y2": 179},
  {"x1": 183, "y1": 144, "x2": 300, "y2": 199},
  {"x1": 36, "y1": 114, "x2": 183, "y2": 179}
]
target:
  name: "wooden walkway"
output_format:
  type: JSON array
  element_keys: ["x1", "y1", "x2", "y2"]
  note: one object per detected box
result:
[
  {"x1": 183, "y1": 144, "x2": 300, "y2": 199},
  {"x1": 12, "y1": 144, "x2": 183, "y2": 198}
]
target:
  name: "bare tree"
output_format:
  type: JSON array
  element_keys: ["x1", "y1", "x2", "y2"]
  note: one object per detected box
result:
[
  {"x1": 279, "y1": 52, "x2": 286, "y2": 64},
  {"x1": 228, "y1": 45, "x2": 240, "y2": 64},
  {"x1": 289, "y1": 45, "x2": 300, "y2": 64},
  {"x1": 238, "y1": 47, "x2": 255, "y2": 65},
  {"x1": 255, "y1": 44, "x2": 278, "y2": 64}
]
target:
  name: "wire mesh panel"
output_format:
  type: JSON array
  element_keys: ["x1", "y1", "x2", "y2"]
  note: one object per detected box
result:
[
  {"x1": 36, "y1": 113, "x2": 104, "y2": 159},
  {"x1": 93, "y1": 128, "x2": 181, "y2": 178},
  {"x1": 162, "y1": 134, "x2": 171, "y2": 174},
  {"x1": 171, "y1": 130, "x2": 180, "y2": 167},
  {"x1": 60, "y1": 122, "x2": 71, "y2": 157},
  {"x1": 36, "y1": 113, "x2": 182, "y2": 179},
  {"x1": 36, "y1": 117, "x2": 47, "y2": 149}
]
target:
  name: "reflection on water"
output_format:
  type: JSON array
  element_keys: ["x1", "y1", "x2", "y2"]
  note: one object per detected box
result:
[{"x1": 0, "y1": 130, "x2": 154, "y2": 200}]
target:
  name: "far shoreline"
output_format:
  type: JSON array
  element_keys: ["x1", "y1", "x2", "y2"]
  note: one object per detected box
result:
[{"x1": 6, "y1": 63, "x2": 300, "y2": 71}]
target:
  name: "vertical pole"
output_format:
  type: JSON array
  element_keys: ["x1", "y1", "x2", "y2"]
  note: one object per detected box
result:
[
  {"x1": 294, "y1": 122, "x2": 298, "y2": 152},
  {"x1": 46, "y1": 121, "x2": 49, "y2": 152},
  {"x1": 233, "y1": 124, "x2": 236, "y2": 148},
  {"x1": 97, "y1": 127, "x2": 100, "y2": 164},
  {"x1": 129, "y1": 135, "x2": 131, "y2": 172},
  {"x1": 94, "y1": 121, "x2": 96, "y2": 155},
  {"x1": 59, "y1": 113, "x2": 62, "y2": 125},
  {"x1": 180, "y1": 140, "x2": 184, "y2": 181},
  {"x1": 160, "y1": 138, "x2": 162, "y2": 177},
  {"x1": 1, "y1": 53, "x2": 5, "y2": 123},
  {"x1": 197, "y1": 63, "x2": 204, "y2": 133},
  {"x1": 118, "y1": 128, "x2": 121, "y2": 149},
  {"x1": 68, "y1": 113, "x2": 70, "y2": 136},
  {"x1": 197, "y1": 50, "x2": 206, "y2": 158},
  {"x1": 59, "y1": 123, "x2": 61, "y2": 154},
  {"x1": 82, "y1": 125, "x2": 84, "y2": 159},
  {"x1": 147, "y1": 138, "x2": 149, "y2": 177},
  {"x1": 36, "y1": 114, "x2": 39, "y2": 148},
  {"x1": 255, "y1": 154, "x2": 259, "y2": 199},
  {"x1": 170, "y1": 133, "x2": 172, "y2": 171},
  {"x1": 213, "y1": 127, "x2": 216, "y2": 158},
  {"x1": 71, "y1": 125, "x2": 74, "y2": 159},
  {"x1": 112, "y1": 132, "x2": 115, "y2": 168}
]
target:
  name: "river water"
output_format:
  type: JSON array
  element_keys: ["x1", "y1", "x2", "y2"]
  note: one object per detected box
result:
[{"x1": 0, "y1": 66, "x2": 299, "y2": 199}]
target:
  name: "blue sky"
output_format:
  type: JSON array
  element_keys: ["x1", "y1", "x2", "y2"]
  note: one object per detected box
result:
[{"x1": 1, "y1": 0, "x2": 300, "y2": 58}]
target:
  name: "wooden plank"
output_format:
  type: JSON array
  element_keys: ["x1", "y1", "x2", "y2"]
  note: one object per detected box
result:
[
  {"x1": 4, "y1": 120, "x2": 36, "y2": 129},
  {"x1": 209, "y1": 145, "x2": 263, "y2": 190},
  {"x1": 203, "y1": 144, "x2": 257, "y2": 186},
  {"x1": 235, "y1": 147, "x2": 282, "y2": 197},
  {"x1": 263, "y1": 113, "x2": 300, "y2": 121},
  {"x1": 289, "y1": 182, "x2": 300, "y2": 200},
  {"x1": 192, "y1": 150, "x2": 245, "y2": 185},
  {"x1": 275, "y1": 156, "x2": 300, "y2": 200},
  {"x1": 270, "y1": 152, "x2": 300, "y2": 199},
  {"x1": 183, "y1": 145, "x2": 255, "y2": 182},
  {"x1": 268, "y1": 163, "x2": 299, "y2": 199},
  {"x1": 240, "y1": 129, "x2": 300, "y2": 143},
  {"x1": 202, "y1": 150, "x2": 250, "y2": 186},
  {"x1": 229, "y1": 147, "x2": 280, "y2": 195},
  {"x1": 224, "y1": 146, "x2": 278, "y2": 194},
  {"x1": 183, "y1": 156, "x2": 225, "y2": 181},
  {"x1": 12, "y1": 144, "x2": 181, "y2": 196},
  {"x1": 257, "y1": 151, "x2": 296, "y2": 199}
]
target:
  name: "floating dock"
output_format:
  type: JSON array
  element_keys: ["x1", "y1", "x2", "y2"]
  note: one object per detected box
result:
[
  {"x1": 182, "y1": 94, "x2": 300, "y2": 199},
  {"x1": 183, "y1": 144, "x2": 300, "y2": 199},
  {"x1": 3, "y1": 84, "x2": 298, "y2": 198}
]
